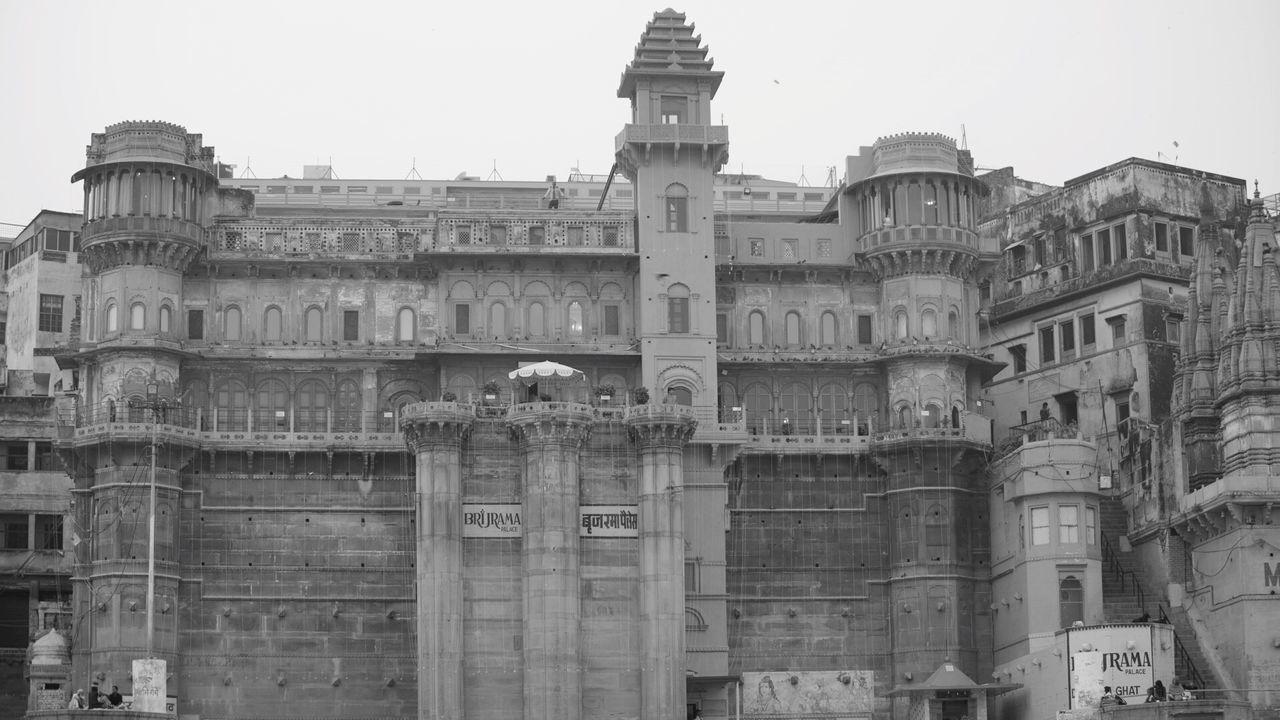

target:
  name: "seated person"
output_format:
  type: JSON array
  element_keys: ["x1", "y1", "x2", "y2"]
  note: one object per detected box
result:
[{"x1": 107, "y1": 685, "x2": 125, "y2": 708}]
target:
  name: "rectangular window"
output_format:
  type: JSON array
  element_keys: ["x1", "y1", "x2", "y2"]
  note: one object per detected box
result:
[
  {"x1": 666, "y1": 197, "x2": 689, "y2": 232},
  {"x1": 1098, "y1": 228, "x2": 1112, "y2": 265},
  {"x1": 566, "y1": 226, "x2": 585, "y2": 246},
  {"x1": 749, "y1": 238, "x2": 764, "y2": 257},
  {"x1": 1060, "y1": 319, "x2": 1075, "y2": 354},
  {"x1": 1081, "y1": 313, "x2": 1096, "y2": 346},
  {"x1": 490, "y1": 225, "x2": 508, "y2": 246},
  {"x1": 1166, "y1": 317, "x2": 1182, "y2": 343},
  {"x1": 1030, "y1": 507, "x2": 1050, "y2": 546},
  {"x1": 716, "y1": 313, "x2": 728, "y2": 344},
  {"x1": 856, "y1": 315, "x2": 874, "y2": 345},
  {"x1": 1039, "y1": 326, "x2": 1056, "y2": 363},
  {"x1": 1085, "y1": 507, "x2": 1097, "y2": 545},
  {"x1": 38, "y1": 294, "x2": 63, "y2": 332},
  {"x1": 1115, "y1": 397, "x2": 1131, "y2": 443},
  {"x1": 343, "y1": 310, "x2": 360, "y2": 341},
  {"x1": 660, "y1": 95, "x2": 687, "y2": 124},
  {"x1": 454, "y1": 304, "x2": 470, "y2": 335},
  {"x1": 36, "y1": 515, "x2": 62, "y2": 551},
  {"x1": 1179, "y1": 226, "x2": 1195, "y2": 256},
  {"x1": 1, "y1": 514, "x2": 29, "y2": 549},
  {"x1": 1155, "y1": 222, "x2": 1168, "y2": 252},
  {"x1": 1107, "y1": 314, "x2": 1127, "y2": 342},
  {"x1": 456, "y1": 224, "x2": 472, "y2": 245},
  {"x1": 602, "y1": 226, "x2": 619, "y2": 248},
  {"x1": 603, "y1": 305, "x2": 620, "y2": 337},
  {"x1": 817, "y1": 239, "x2": 832, "y2": 258},
  {"x1": 528, "y1": 226, "x2": 545, "y2": 245},
  {"x1": 187, "y1": 310, "x2": 204, "y2": 340},
  {"x1": 1010, "y1": 344, "x2": 1027, "y2": 373},
  {"x1": 668, "y1": 297, "x2": 689, "y2": 334},
  {"x1": 1, "y1": 442, "x2": 28, "y2": 470},
  {"x1": 1080, "y1": 233, "x2": 1094, "y2": 272},
  {"x1": 782, "y1": 239, "x2": 798, "y2": 259},
  {"x1": 684, "y1": 559, "x2": 700, "y2": 592},
  {"x1": 1059, "y1": 505, "x2": 1079, "y2": 543},
  {"x1": 1114, "y1": 224, "x2": 1128, "y2": 260},
  {"x1": 34, "y1": 442, "x2": 54, "y2": 471}
]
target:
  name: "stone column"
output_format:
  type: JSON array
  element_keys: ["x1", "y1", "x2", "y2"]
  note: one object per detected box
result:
[
  {"x1": 402, "y1": 401, "x2": 475, "y2": 720},
  {"x1": 507, "y1": 402, "x2": 594, "y2": 720},
  {"x1": 626, "y1": 404, "x2": 697, "y2": 720}
]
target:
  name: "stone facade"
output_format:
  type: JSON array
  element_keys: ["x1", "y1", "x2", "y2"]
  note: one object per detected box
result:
[{"x1": 34, "y1": 9, "x2": 1278, "y2": 720}]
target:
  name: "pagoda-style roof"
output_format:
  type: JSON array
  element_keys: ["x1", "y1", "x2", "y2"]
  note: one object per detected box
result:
[
  {"x1": 887, "y1": 663, "x2": 1021, "y2": 697},
  {"x1": 618, "y1": 9, "x2": 724, "y2": 99}
]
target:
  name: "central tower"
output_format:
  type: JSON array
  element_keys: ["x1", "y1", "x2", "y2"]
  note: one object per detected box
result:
[{"x1": 616, "y1": 9, "x2": 728, "y2": 409}]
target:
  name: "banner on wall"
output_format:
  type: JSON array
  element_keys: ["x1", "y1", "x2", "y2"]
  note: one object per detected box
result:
[
  {"x1": 1067, "y1": 626, "x2": 1154, "y2": 707},
  {"x1": 461, "y1": 503, "x2": 639, "y2": 538},
  {"x1": 741, "y1": 671, "x2": 874, "y2": 716}
]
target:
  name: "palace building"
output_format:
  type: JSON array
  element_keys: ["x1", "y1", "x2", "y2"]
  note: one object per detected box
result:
[{"x1": 10, "y1": 8, "x2": 1277, "y2": 720}]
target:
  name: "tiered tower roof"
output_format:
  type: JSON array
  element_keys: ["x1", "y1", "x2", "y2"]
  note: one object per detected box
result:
[{"x1": 617, "y1": 9, "x2": 723, "y2": 98}]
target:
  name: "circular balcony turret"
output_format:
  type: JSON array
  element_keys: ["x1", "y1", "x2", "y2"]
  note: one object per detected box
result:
[
  {"x1": 71, "y1": 121, "x2": 219, "y2": 274},
  {"x1": 846, "y1": 133, "x2": 988, "y2": 280}
]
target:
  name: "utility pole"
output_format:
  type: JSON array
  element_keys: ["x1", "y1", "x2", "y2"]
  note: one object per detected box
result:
[{"x1": 128, "y1": 381, "x2": 171, "y2": 657}]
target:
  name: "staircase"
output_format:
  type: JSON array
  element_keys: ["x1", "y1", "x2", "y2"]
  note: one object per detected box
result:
[{"x1": 1098, "y1": 496, "x2": 1216, "y2": 692}]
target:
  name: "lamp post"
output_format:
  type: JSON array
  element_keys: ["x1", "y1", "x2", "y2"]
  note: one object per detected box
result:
[{"x1": 128, "y1": 381, "x2": 168, "y2": 657}]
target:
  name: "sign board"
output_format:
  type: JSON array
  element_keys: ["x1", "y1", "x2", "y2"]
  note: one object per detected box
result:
[
  {"x1": 462, "y1": 503, "x2": 639, "y2": 538},
  {"x1": 121, "y1": 695, "x2": 178, "y2": 715},
  {"x1": 131, "y1": 658, "x2": 169, "y2": 714},
  {"x1": 34, "y1": 688, "x2": 64, "y2": 710},
  {"x1": 1067, "y1": 626, "x2": 1154, "y2": 707}
]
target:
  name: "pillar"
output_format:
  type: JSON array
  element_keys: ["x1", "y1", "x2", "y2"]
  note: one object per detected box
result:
[
  {"x1": 626, "y1": 404, "x2": 697, "y2": 720},
  {"x1": 402, "y1": 401, "x2": 475, "y2": 720},
  {"x1": 507, "y1": 403, "x2": 594, "y2": 720}
]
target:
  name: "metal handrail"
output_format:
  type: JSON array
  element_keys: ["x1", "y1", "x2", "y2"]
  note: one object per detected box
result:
[
  {"x1": 1159, "y1": 602, "x2": 1207, "y2": 691},
  {"x1": 1100, "y1": 535, "x2": 1146, "y2": 615}
]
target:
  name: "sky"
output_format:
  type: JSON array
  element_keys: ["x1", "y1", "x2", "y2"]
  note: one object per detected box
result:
[{"x1": 2, "y1": 0, "x2": 1278, "y2": 231}]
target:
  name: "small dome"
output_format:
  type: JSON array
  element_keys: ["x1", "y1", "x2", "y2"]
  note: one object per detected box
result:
[{"x1": 31, "y1": 629, "x2": 70, "y2": 665}]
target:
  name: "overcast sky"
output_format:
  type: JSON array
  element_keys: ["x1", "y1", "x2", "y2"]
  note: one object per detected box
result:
[{"x1": 2, "y1": 0, "x2": 1277, "y2": 231}]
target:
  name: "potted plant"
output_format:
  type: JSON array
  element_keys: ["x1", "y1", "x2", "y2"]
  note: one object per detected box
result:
[
  {"x1": 441, "y1": 391, "x2": 457, "y2": 402},
  {"x1": 481, "y1": 380, "x2": 501, "y2": 403},
  {"x1": 633, "y1": 386, "x2": 650, "y2": 405},
  {"x1": 594, "y1": 384, "x2": 615, "y2": 403}
]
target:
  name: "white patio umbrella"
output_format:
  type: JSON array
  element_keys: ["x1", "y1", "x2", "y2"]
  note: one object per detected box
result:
[{"x1": 507, "y1": 361, "x2": 588, "y2": 402}]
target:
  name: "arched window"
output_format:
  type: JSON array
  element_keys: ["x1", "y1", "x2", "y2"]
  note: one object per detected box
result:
[
  {"x1": 779, "y1": 382, "x2": 810, "y2": 434},
  {"x1": 666, "y1": 385, "x2": 693, "y2": 405},
  {"x1": 743, "y1": 383, "x2": 772, "y2": 435},
  {"x1": 948, "y1": 309, "x2": 960, "y2": 340},
  {"x1": 921, "y1": 308, "x2": 937, "y2": 338},
  {"x1": 820, "y1": 311, "x2": 837, "y2": 347},
  {"x1": 305, "y1": 307, "x2": 323, "y2": 342},
  {"x1": 667, "y1": 284, "x2": 690, "y2": 334},
  {"x1": 907, "y1": 182, "x2": 923, "y2": 225},
  {"x1": 567, "y1": 301, "x2": 585, "y2": 337},
  {"x1": 159, "y1": 305, "x2": 172, "y2": 333},
  {"x1": 894, "y1": 309, "x2": 909, "y2": 340},
  {"x1": 853, "y1": 383, "x2": 879, "y2": 434},
  {"x1": 924, "y1": 183, "x2": 940, "y2": 225},
  {"x1": 489, "y1": 303, "x2": 507, "y2": 339},
  {"x1": 924, "y1": 402, "x2": 943, "y2": 428},
  {"x1": 897, "y1": 404, "x2": 911, "y2": 429},
  {"x1": 925, "y1": 504, "x2": 949, "y2": 562},
  {"x1": 334, "y1": 379, "x2": 361, "y2": 431},
  {"x1": 215, "y1": 380, "x2": 247, "y2": 431},
  {"x1": 264, "y1": 306, "x2": 282, "y2": 342},
  {"x1": 295, "y1": 380, "x2": 328, "y2": 432},
  {"x1": 664, "y1": 183, "x2": 689, "y2": 232},
  {"x1": 130, "y1": 303, "x2": 146, "y2": 331},
  {"x1": 256, "y1": 378, "x2": 288, "y2": 430},
  {"x1": 105, "y1": 303, "x2": 119, "y2": 333},
  {"x1": 397, "y1": 307, "x2": 415, "y2": 342},
  {"x1": 785, "y1": 312, "x2": 801, "y2": 346},
  {"x1": 528, "y1": 302, "x2": 545, "y2": 337},
  {"x1": 818, "y1": 383, "x2": 845, "y2": 433},
  {"x1": 1060, "y1": 576, "x2": 1084, "y2": 627},
  {"x1": 224, "y1": 306, "x2": 242, "y2": 341},
  {"x1": 131, "y1": 170, "x2": 145, "y2": 215},
  {"x1": 748, "y1": 310, "x2": 765, "y2": 346}
]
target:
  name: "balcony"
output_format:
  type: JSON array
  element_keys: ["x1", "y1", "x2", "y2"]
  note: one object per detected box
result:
[
  {"x1": 857, "y1": 224, "x2": 979, "y2": 254},
  {"x1": 435, "y1": 210, "x2": 636, "y2": 255},
  {"x1": 993, "y1": 258, "x2": 1191, "y2": 320},
  {"x1": 208, "y1": 220, "x2": 433, "y2": 261},
  {"x1": 614, "y1": 123, "x2": 729, "y2": 152},
  {"x1": 80, "y1": 215, "x2": 204, "y2": 245},
  {"x1": 738, "y1": 413, "x2": 990, "y2": 455}
]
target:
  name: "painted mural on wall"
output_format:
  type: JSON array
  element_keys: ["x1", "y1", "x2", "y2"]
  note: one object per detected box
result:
[{"x1": 741, "y1": 671, "x2": 874, "y2": 716}]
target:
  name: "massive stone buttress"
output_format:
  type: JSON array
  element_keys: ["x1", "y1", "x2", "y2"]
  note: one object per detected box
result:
[{"x1": 403, "y1": 401, "x2": 476, "y2": 720}]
